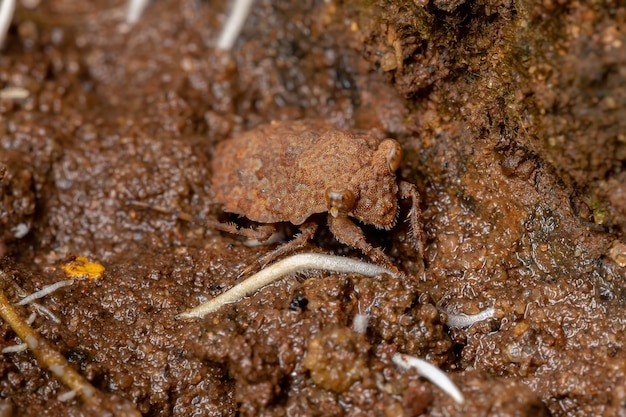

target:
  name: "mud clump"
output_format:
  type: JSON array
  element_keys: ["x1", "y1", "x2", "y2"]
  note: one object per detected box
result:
[{"x1": 302, "y1": 327, "x2": 371, "y2": 393}]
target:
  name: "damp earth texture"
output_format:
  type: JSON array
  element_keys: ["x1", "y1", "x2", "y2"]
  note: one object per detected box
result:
[{"x1": 1, "y1": 1, "x2": 625, "y2": 416}]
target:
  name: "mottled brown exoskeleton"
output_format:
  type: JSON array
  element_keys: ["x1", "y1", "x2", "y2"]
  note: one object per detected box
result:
[{"x1": 209, "y1": 119, "x2": 422, "y2": 274}]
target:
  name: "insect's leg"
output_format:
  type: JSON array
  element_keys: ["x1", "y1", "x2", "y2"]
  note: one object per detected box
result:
[
  {"x1": 398, "y1": 180, "x2": 424, "y2": 257},
  {"x1": 128, "y1": 200, "x2": 277, "y2": 241},
  {"x1": 327, "y1": 215, "x2": 399, "y2": 274},
  {"x1": 203, "y1": 218, "x2": 276, "y2": 242},
  {"x1": 237, "y1": 222, "x2": 318, "y2": 278},
  {"x1": 128, "y1": 200, "x2": 195, "y2": 222}
]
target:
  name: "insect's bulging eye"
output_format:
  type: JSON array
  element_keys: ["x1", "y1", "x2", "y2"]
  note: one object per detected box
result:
[
  {"x1": 381, "y1": 139, "x2": 403, "y2": 173},
  {"x1": 325, "y1": 188, "x2": 356, "y2": 217}
]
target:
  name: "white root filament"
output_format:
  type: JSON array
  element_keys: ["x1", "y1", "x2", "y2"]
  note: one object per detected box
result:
[
  {"x1": 216, "y1": 0, "x2": 254, "y2": 50},
  {"x1": 392, "y1": 353, "x2": 465, "y2": 405},
  {"x1": 177, "y1": 253, "x2": 397, "y2": 319},
  {"x1": 445, "y1": 307, "x2": 495, "y2": 329},
  {"x1": 16, "y1": 279, "x2": 74, "y2": 306},
  {"x1": 0, "y1": 0, "x2": 15, "y2": 48},
  {"x1": 126, "y1": 0, "x2": 150, "y2": 25}
]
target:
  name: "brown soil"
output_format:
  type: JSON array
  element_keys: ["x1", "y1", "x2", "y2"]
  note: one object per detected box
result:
[{"x1": 1, "y1": 0, "x2": 625, "y2": 416}]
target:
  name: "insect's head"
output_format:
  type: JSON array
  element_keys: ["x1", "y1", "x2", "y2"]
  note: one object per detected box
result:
[{"x1": 326, "y1": 139, "x2": 402, "y2": 229}]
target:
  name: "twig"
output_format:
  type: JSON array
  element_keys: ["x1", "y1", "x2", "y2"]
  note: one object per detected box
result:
[
  {"x1": 0, "y1": 284, "x2": 141, "y2": 416},
  {"x1": 0, "y1": 289, "x2": 97, "y2": 400}
]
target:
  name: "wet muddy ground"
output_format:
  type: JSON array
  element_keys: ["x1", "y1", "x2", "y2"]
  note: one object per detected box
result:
[{"x1": 1, "y1": 0, "x2": 625, "y2": 416}]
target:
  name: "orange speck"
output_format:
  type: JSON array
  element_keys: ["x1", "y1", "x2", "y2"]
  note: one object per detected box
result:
[
  {"x1": 62, "y1": 257, "x2": 105, "y2": 280},
  {"x1": 513, "y1": 320, "x2": 529, "y2": 336}
]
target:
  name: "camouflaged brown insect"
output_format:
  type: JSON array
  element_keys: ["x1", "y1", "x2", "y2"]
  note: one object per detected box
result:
[{"x1": 209, "y1": 119, "x2": 422, "y2": 274}]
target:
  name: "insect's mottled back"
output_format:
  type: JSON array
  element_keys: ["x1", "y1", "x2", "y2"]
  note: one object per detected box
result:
[{"x1": 211, "y1": 120, "x2": 380, "y2": 225}]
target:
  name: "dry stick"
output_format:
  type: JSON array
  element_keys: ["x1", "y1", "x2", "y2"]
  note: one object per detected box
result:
[
  {"x1": 0, "y1": 289, "x2": 141, "y2": 416},
  {"x1": 0, "y1": 290, "x2": 97, "y2": 399}
]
